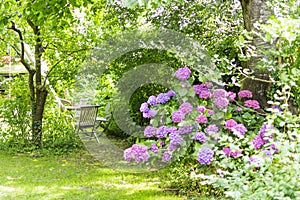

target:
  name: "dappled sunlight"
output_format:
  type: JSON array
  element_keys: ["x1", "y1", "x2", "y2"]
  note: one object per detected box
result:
[{"x1": 0, "y1": 152, "x2": 181, "y2": 199}]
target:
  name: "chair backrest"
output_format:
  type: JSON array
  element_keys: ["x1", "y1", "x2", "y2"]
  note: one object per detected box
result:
[
  {"x1": 78, "y1": 105, "x2": 99, "y2": 128},
  {"x1": 75, "y1": 98, "x2": 89, "y2": 120}
]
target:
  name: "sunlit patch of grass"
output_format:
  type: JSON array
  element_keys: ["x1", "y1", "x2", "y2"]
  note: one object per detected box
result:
[{"x1": 0, "y1": 151, "x2": 182, "y2": 200}]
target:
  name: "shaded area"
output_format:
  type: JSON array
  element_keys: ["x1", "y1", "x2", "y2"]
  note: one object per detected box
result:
[{"x1": 0, "y1": 151, "x2": 181, "y2": 200}]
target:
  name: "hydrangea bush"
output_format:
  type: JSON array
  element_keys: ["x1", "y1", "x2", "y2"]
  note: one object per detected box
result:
[
  {"x1": 123, "y1": 66, "x2": 277, "y2": 169},
  {"x1": 123, "y1": 66, "x2": 298, "y2": 198}
]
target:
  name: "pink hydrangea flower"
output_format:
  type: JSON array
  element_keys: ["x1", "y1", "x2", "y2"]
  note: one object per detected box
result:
[
  {"x1": 174, "y1": 66, "x2": 191, "y2": 80},
  {"x1": 196, "y1": 115, "x2": 208, "y2": 124},
  {"x1": 238, "y1": 90, "x2": 252, "y2": 98},
  {"x1": 244, "y1": 100, "x2": 260, "y2": 110},
  {"x1": 226, "y1": 91, "x2": 236, "y2": 102},
  {"x1": 197, "y1": 106, "x2": 206, "y2": 113},
  {"x1": 225, "y1": 119, "x2": 238, "y2": 131}
]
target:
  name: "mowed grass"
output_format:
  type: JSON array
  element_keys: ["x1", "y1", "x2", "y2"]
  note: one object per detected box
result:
[{"x1": 0, "y1": 151, "x2": 182, "y2": 200}]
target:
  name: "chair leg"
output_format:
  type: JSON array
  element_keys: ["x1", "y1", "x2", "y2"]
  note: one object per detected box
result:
[{"x1": 93, "y1": 131, "x2": 100, "y2": 143}]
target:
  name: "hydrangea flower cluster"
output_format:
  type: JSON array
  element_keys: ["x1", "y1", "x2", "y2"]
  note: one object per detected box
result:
[
  {"x1": 124, "y1": 66, "x2": 275, "y2": 169},
  {"x1": 197, "y1": 147, "x2": 214, "y2": 164},
  {"x1": 140, "y1": 90, "x2": 176, "y2": 119},
  {"x1": 244, "y1": 100, "x2": 260, "y2": 110},
  {"x1": 252, "y1": 123, "x2": 277, "y2": 152},
  {"x1": 124, "y1": 144, "x2": 150, "y2": 163},
  {"x1": 174, "y1": 66, "x2": 191, "y2": 80},
  {"x1": 168, "y1": 133, "x2": 183, "y2": 151},
  {"x1": 225, "y1": 119, "x2": 247, "y2": 138},
  {"x1": 194, "y1": 132, "x2": 207, "y2": 143},
  {"x1": 222, "y1": 147, "x2": 242, "y2": 158},
  {"x1": 194, "y1": 83, "x2": 211, "y2": 98},
  {"x1": 144, "y1": 125, "x2": 156, "y2": 138},
  {"x1": 172, "y1": 102, "x2": 194, "y2": 123},
  {"x1": 238, "y1": 90, "x2": 253, "y2": 98}
]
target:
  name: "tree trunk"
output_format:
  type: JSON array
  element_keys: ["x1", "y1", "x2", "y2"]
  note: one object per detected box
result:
[
  {"x1": 240, "y1": 0, "x2": 273, "y2": 110},
  {"x1": 31, "y1": 23, "x2": 48, "y2": 148}
]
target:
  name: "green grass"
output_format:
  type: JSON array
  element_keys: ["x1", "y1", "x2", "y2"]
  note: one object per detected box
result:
[{"x1": 0, "y1": 151, "x2": 182, "y2": 200}]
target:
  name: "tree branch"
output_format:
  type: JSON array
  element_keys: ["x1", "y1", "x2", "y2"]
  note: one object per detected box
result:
[
  {"x1": 42, "y1": 48, "x2": 89, "y2": 86},
  {"x1": 7, "y1": 21, "x2": 32, "y2": 72},
  {"x1": 232, "y1": 64, "x2": 276, "y2": 84}
]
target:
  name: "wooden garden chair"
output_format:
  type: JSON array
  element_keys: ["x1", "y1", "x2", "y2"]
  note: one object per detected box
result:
[{"x1": 76, "y1": 105, "x2": 100, "y2": 143}]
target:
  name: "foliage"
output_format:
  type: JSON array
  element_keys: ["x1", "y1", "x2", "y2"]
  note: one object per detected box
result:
[
  {"x1": 122, "y1": 65, "x2": 299, "y2": 198},
  {"x1": 0, "y1": 76, "x2": 83, "y2": 154},
  {"x1": 0, "y1": 75, "x2": 31, "y2": 147}
]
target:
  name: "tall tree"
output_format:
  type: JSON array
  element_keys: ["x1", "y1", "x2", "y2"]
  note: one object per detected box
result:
[
  {"x1": 0, "y1": 0, "x2": 105, "y2": 147},
  {"x1": 239, "y1": 0, "x2": 273, "y2": 109}
]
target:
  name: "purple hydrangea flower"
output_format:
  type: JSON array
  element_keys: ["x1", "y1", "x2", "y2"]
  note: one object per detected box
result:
[
  {"x1": 131, "y1": 144, "x2": 150, "y2": 163},
  {"x1": 147, "y1": 95, "x2": 157, "y2": 106},
  {"x1": 194, "y1": 132, "x2": 206, "y2": 143},
  {"x1": 196, "y1": 115, "x2": 208, "y2": 124},
  {"x1": 162, "y1": 151, "x2": 172, "y2": 162},
  {"x1": 150, "y1": 144, "x2": 158, "y2": 154},
  {"x1": 168, "y1": 143, "x2": 177, "y2": 151},
  {"x1": 124, "y1": 148, "x2": 133, "y2": 162},
  {"x1": 144, "y1": 126, "x2": 156, "y2": 138},
  {"x1": 168, "y1": 133, "x2": 183, "y2": 150},
  {"x1": 143, "y1": 109, "x2": 158, "y2": 118},
  {"x1": 252, "y1": 135, "x2": 266, "y2": 150},
  {"x1": 194, "y1": 83, "x2": 210, "y2": 95},
  {"x1": 208, "y1": 109, "x2": 215, "y2": 115},
  {"x1": 166, "y1": 90, "x2": 176, "y2": 97},
  {"x1": 227, "y1": 91, "x2": 236, "y2": 102},
  {"x1": 244, "y1": 100, "x2": 260, "y2": 110},
  {"x1": 197, "y1": 106, "x2": 206, "y2": 113},
  {"x1": 174, "y1": 66, "x2": 191, "y2": 80},
  {"x1": 232, "y1": 124, "x2": 247, "y2": 137},
  {"x1": 213, "y1": 89, "x2": 227, "y2": 98},
  {"x1": 206, "y1": 124, "x2": 219, "y2": 134},
  {"x1": 140, "y1": 102, "x2": 149, "y2": 113},
  {"x1": 259, "y1": 124, "x2": 274, "y2": 138},
  {"x1": 179, "y1": 102, "x2": 193, "y2": 115},
  {"x1": 169, "y1": 133, "x2": 183, "y2": 146},
  {"x1": 168, "y1": 126, "x2": 177, "y2": 134},
  {"x1": 124, "y1": 144, "x2": 150, "y2": 163},
  {"x1": 197, "y1": 147, "x2": 214, "y2": 165},
  {"x1": 156, "y1": 126, "x2": 169, "y2": 138},
  {"x1": 213, "y1": 97, "x2": 229, "y2": 109},
  {"x1": 156, "y1": 93, "x2": 170, "y2": 104},
  {"x1": 238, "y1": 90, "x2": 252, "y2": 98},
  {"x1": 199, "y1": 91, "x2": 211, "y2": 99},
  {"x1": 222, "y1": 147, "x2": 231, "y2": 157},
  {"x1": 225, "y1": 119, "x2": 238, "y2": 131},
  {"x1": 178, "y1": 125, "x2": 193, "y2": 134},
  {"x1": 172, "y1": 111, "x2": 185, "y2": 123}
]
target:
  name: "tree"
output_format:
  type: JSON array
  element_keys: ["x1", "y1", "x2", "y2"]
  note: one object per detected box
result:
[
  {"x1": 0, "y1": 0, "x2": 105, "y2": 147},
  {"x1": 239, "y1": 0, "x2": 273, "y2": 110},
  {"x1": 120, "y1": 0, "x2": 278, "y2": 110}
]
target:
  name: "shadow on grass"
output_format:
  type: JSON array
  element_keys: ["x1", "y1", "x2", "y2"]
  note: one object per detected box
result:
[{"x1": 0, "y1": 151, "x2": 181, "y2": 200}]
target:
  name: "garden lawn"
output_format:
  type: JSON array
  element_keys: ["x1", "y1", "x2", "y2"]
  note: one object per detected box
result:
[{"x1": 0, "y1": 151, "x2": 182, "y2": 200}]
